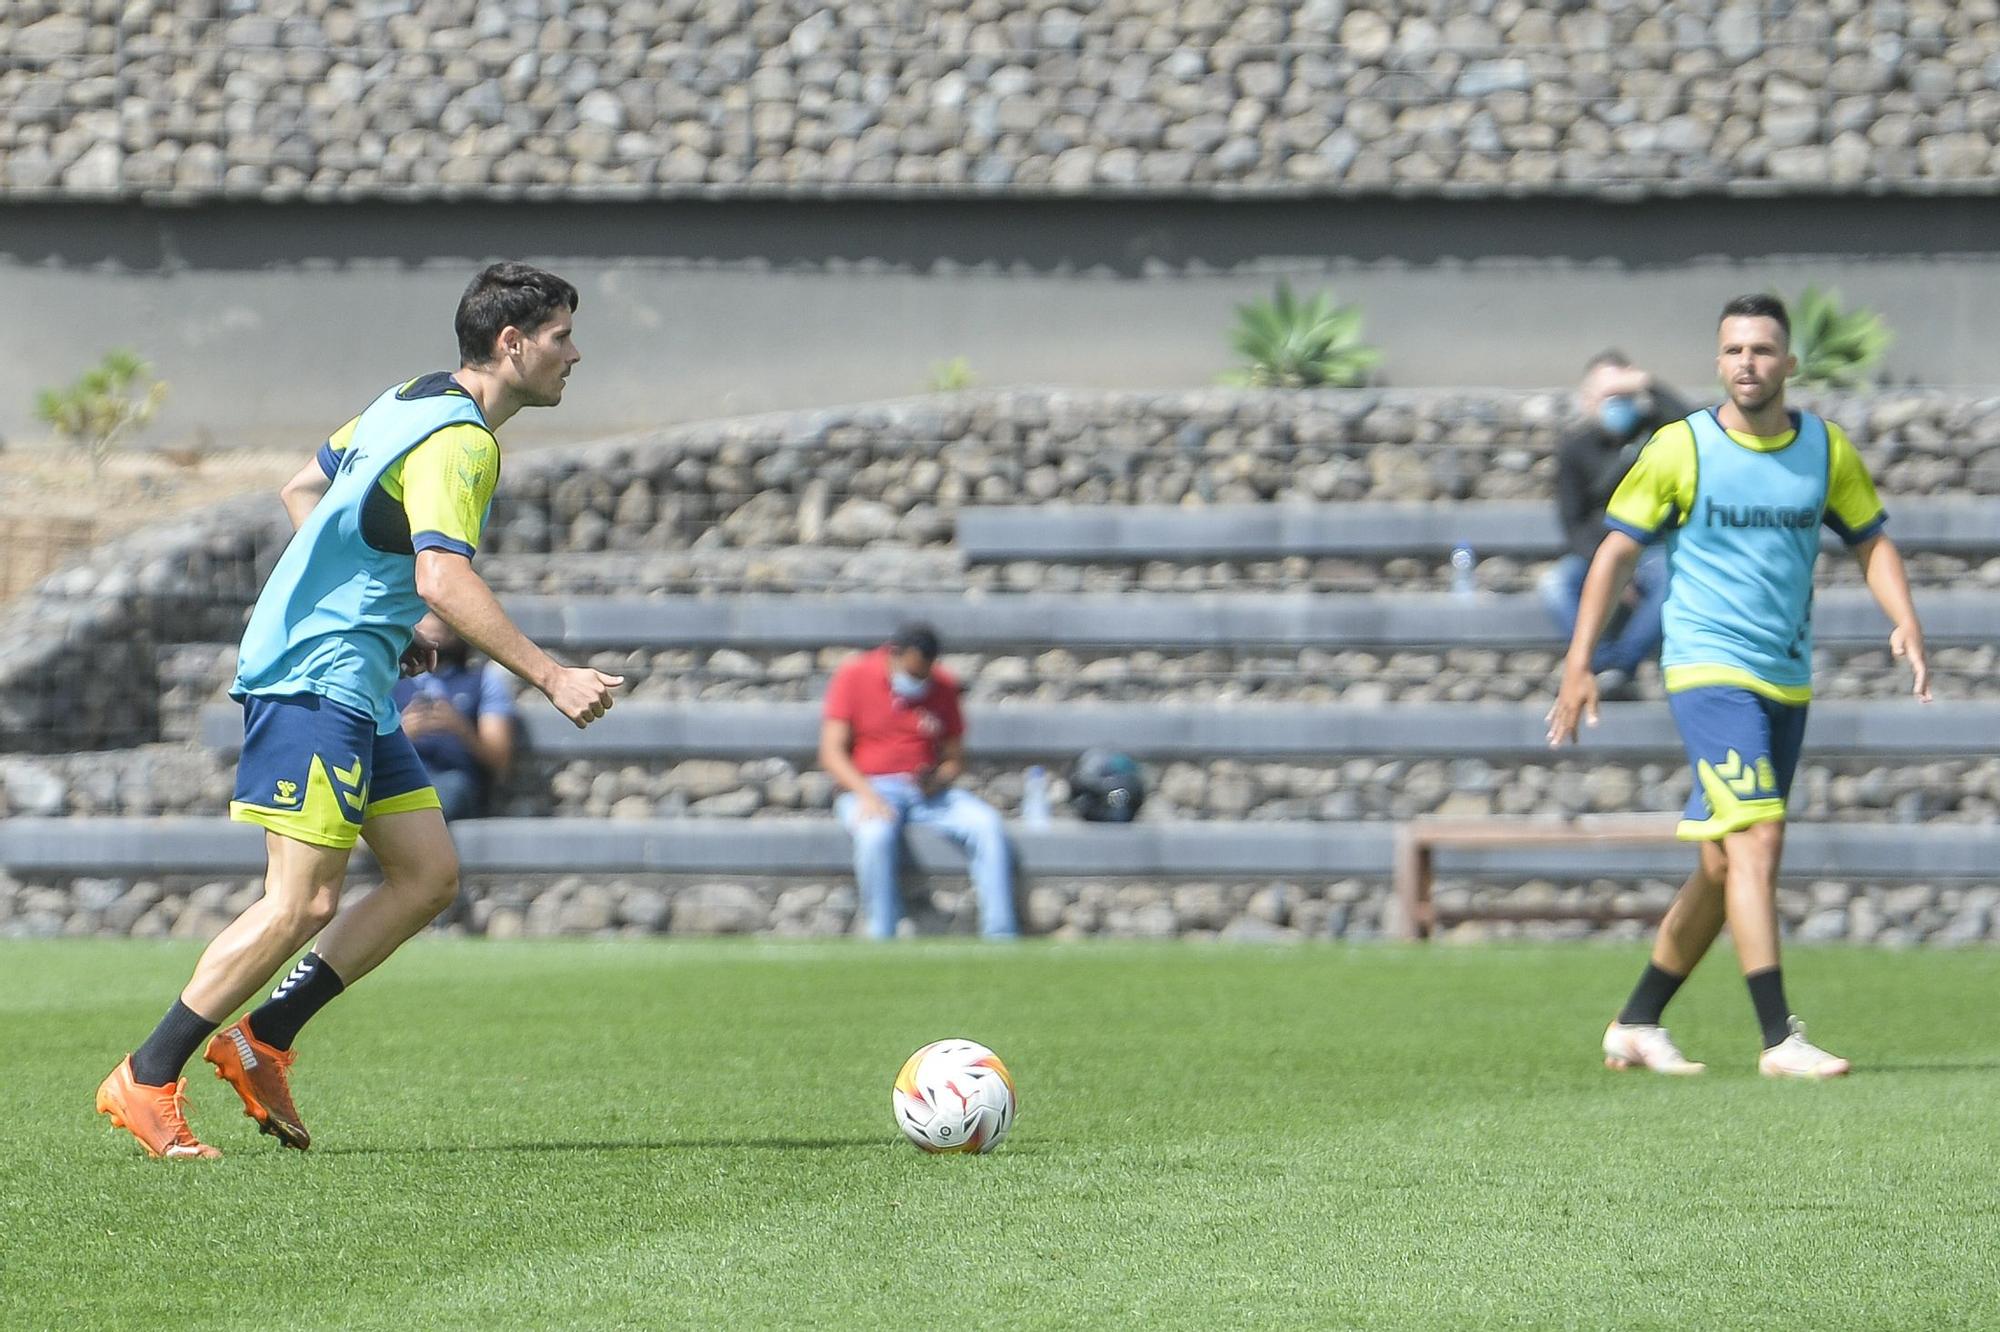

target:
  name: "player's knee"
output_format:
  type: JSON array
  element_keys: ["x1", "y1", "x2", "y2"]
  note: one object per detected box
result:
[
  {"x1": 416, "y1": 857, "x2": 461, "y2": 916},
  {"x1": 1739, "y1": 818, "x2": 1785, "y2": 855},
  {"x1": 1719, "y1": 818, "x2": 1784, "y2": 871},
  {"x1": 277, "y1": 890, "x2": 340, "y2": 938}
]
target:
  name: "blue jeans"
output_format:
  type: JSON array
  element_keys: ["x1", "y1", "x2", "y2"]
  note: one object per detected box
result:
[
  {"x1": 836, "y1": 776, "x2": 1019, "y2": 940},
  {"x1": 1539, "y1": 546, "x2": 1668, "y2": 675},
  {"x1": 429, "y1": 768, "x2": 486, "y2": 822}
]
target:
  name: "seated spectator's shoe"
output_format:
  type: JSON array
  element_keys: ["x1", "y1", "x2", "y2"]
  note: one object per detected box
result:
[
  {"x1": 96, "y1": 1057, "x2": 221, "y2": 1159},
  {"x1": 1593, "y1": 668, "x2": 1638, "y2": 702},
  {"x1": 204, "y1": 1019, "x2": 310, "y2": 1149},
  {"x1": 1758, "y1": 1017, "x2": 1851, "y2": 1080},
  {"x1": 1603, "y1": 1021, "x2": 1705, "y2": 1075}
]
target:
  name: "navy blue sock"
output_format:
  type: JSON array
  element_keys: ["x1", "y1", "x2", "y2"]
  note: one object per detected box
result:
[
  {"x1": 247, "y1": 953, "x2": 346, "y2": 1051},
  {"x1": 1746, "y1": 967, "x2": 1792, "y2": 1049},
  {"x1": 131, "y1": 999, "x2": 220, "y2": 1087},
  {"x1": 1617, "y1": 963, "x2": 1687, "y2": 1026}
]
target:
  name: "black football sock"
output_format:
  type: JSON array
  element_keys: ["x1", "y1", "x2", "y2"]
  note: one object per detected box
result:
[
  {"x1": 1746, "y1": 967, "x2": 1792, "y2": 1049},
  {"x1": 1617, "y1": 962, "x2": 1687, "y2": 1026},
  {"x1": 246, "y1": 952, "x2": 347, "y2": 1051},
  {"x1": 131, "y1": 999, "x2": 221, "y2": 1087}
]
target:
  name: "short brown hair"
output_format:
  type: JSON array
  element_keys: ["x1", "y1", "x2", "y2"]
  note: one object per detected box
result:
[
  {"x1": 1719, "y1": 293, "x2": 1790, "y2": 344},
  {"x1": 455, "y1": 262, "x2": 579, "y2": 365}
]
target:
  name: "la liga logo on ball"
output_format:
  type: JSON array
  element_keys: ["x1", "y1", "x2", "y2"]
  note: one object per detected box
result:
[{"x1": 891, "y1": 1039, "x2": 1016, "y2": 1154}]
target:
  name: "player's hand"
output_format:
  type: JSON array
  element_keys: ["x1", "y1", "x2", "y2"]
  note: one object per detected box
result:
[
  {"x1": 1891, "y1": 621, "x2": 1932, "y2": 703},
  {"x1": 399, "y1": 634, "x2": 439, "y2": 678},
  {"x1": 400, "y1": 700, "x2": 441, "y2": 736},
  {"x1": 1545, "y1": 665, "x2": 1600, "y2": 748},
  {"x1": 546, "y1": 667, "x2": 623, "y2": 728}
]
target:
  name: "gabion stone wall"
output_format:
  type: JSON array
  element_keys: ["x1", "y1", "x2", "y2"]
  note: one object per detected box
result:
[
  {"x1": 7, "y1": 386, "x2": 1998, "y2": 752},
  {"x1": 4, "y1": 871, "x2": 1995, "y2": 947},
  {"x1": 4, "y1": 0, "x2": 1997, "y2": 201}
]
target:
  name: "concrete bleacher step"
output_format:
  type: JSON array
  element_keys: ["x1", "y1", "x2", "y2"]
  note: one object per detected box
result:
[
  {"x1": 955, "y1": 499, "x2": 2000, "y2": 563},
  {"x1": 28, "y1": 742, "x2": 1999, "y2": 825},
  {"x1": 7, "y1": 816, "x2": 2000, "y2": 883},
  {"x1": 198, "y1": 698, "x2": 1993, "y2": 761},
  {"x1": 492, "y1": 588, "x2": 2000, "y2": 652}
]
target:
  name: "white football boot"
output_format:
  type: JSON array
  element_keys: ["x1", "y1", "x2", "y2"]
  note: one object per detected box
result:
[
  {"x1": 1602, "y1": 1021, "x2": 1706, "y2": 1075},
  {"x1": 1758, "y1": 1017, "x2": 1851, "y2": 1080}
]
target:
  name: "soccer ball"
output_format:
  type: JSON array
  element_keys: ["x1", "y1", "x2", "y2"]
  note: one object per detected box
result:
[{"x1": 891, "y1": 1038, "x2": 1017, "y2": 1154}]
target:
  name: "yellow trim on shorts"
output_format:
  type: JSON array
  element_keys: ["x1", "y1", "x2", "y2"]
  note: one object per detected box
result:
[
  {"x1": 1676, "y1": 754, "x2": 1787, "y2": 842},
  {"x1": 230, "y1": 802, "x2": 359, "y2": 849},
  {"x1": 229, "y1": 752, "x2": 367, "y2": 849},
  {"x1": 364, "y1": 786, "x2": 443, "y2": 819},
  {"x1": 1663, "y1": 664, "x2": 1812, "y2": 705}
]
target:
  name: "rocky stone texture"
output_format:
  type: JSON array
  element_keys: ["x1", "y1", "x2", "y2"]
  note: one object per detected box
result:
[
  {"x1": 11, "y1": 387, "x2": 2000, "y2": 753},
  {"x1": 5, "y1": 2, "x2": 1999, "y2": 201},
  {"x1": 0, "y1": 493, "x2": 287, "y2": 753},
  {"x1": 12, "y1": 744, "x2": 1996, "y2": 828},
  {"x1": 4, "y1": 870, "x2": 1996, "y2": 946},
  {"x1": 569, "y1": 643, "x2": 1994, "y2": 707},
  {"x1": 473, "y1": 389, "x2": 2000, "y2": 561},
  {"x1": 148, "y1": 639, "x2": 1984, "y2": 748},
  {"x1": 511, "y1": 754, "x2": 2000, "y2": 826},
  {"x1": 474, "y1": 546, "x2": 1989, "y2": 596}
]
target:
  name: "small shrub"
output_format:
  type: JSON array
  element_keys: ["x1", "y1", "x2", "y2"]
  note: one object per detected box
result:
[
  {"x1": 1223, "y1": 281, "x2": 1381, "y2": 388},
  {"x1": 35, "y1": 350, "x2": 169, "y2": 470},
  {"x1": 1784, "y1": 285, "x2": 1893, "y2": 388},
  {"x1": 926, "y1": 356, "x2": 977, "y2": 393}
]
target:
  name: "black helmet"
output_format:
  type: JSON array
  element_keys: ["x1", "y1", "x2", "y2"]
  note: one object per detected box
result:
[{"x1": 1068, "y1": 749, "x2": 1146, "y2": 823}]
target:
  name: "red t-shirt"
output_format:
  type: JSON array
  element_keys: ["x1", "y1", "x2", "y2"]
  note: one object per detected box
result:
[{"x1": 823, "y1": 646, "x2": 965, "y2": 777}]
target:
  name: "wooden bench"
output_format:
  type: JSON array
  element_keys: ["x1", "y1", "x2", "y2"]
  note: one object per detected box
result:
[{"x1": 1392, "y1": 815, "x2": 1684, "y2": 940}]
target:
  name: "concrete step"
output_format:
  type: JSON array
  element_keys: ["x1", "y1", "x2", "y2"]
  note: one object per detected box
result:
[{"x1": 7, "y1": 815, "x2": 1999, "y2": 883}]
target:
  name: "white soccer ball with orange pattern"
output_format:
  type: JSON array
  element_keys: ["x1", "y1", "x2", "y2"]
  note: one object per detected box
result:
[{"x1": 891, "y1": 1038, "x2": 1017, "y2": 1154}]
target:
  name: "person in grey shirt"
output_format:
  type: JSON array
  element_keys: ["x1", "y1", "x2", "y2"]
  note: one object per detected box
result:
[{"x1": 1539, "y1": 351, "x2": 1688, "y2": 699}]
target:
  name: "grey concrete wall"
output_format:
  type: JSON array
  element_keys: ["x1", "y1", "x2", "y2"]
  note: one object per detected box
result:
[{"x1": 3, "y1": 196, "x2": 1996, "y2": 449}]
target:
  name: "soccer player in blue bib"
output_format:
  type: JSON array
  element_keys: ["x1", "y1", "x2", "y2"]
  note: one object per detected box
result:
[
  {"x1": 1547, "y1": 294, "x2": 1931, "y2": 1080},
  {"x1": 97, "y1": 264, "x2": 623, "y2": 1158}
]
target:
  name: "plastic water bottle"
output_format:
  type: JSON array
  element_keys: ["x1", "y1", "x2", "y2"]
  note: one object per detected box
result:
[
  {"x1": 1450, "y1": 541, "x2": 1477, "y2": 598},
  {"x1": 1022, "y1": 765, "x2": 1052, "y2": 828}
]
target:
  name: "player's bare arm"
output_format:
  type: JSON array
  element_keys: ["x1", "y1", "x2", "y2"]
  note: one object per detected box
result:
[
  {"x1": 1547, "y1": 530, "x2": 1645, "y2": 746},
  {"x1": 414, "y1": 548, "x2": 620, "y2": 727},
  {"x1": 279, "y1": 454, "x2": 332, "y2": 529},
  {"x1": 1852, "y1": 532, "x2": 1931, "y2": 702}
]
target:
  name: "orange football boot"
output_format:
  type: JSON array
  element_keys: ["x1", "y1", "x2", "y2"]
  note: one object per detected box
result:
[
  {"x1": 96, "y1": 1057, "x2": 221, "y2": 1160},
  {"x1": 203, "y1": 1018, "x2": 310, "y2": 1150}
]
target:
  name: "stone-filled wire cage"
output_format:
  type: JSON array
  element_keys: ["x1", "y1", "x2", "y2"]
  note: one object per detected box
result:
[
  {"x1": 5, "y1": 387, "x2": 2000, "y2": 943},
  {"x1": 4, "y1": 1, "x2": 1998, "y2": 202}
]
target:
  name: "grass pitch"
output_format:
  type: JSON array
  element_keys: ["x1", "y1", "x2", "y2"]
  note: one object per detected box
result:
[{"x1": 3, "y1": 938, "x2": 1997, "y2": 1330}]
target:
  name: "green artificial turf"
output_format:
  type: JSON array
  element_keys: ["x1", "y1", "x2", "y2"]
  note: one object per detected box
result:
[{"x1": 1, "y1": 939, "x2": 1996, "y2": 1330}]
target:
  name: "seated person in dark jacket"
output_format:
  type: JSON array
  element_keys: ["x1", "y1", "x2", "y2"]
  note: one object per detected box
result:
[
  {"x1": 391, "y1": 615, "x2": 518, "y2": 821},
  {"x1": 1539, "y1": 351, "x2": 1688, "y2": 700}
]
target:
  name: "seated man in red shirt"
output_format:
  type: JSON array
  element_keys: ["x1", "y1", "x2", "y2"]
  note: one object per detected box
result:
[{"x1": 819, "y1": 622, "x2": 1019, "y2": 939}]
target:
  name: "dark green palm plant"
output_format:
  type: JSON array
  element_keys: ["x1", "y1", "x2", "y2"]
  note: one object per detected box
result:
[
  {"x1": 1786, "y1": 285, "x2": 1892, "y2": 387},
  {"x1": 1223, "y1": 281, "x2": 1381, "y2": 388}
]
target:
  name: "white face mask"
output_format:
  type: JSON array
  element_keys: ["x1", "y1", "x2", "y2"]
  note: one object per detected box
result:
[{"x1": 890, "y1": 669, "x2": 930, "y2": 699}]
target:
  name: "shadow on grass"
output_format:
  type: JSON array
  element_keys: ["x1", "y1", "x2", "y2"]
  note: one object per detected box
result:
[
  {"x1": 1866, "y1": 1061, "x2": 2000, "y2": 1074},
  {"x1": 317, "y1": 1136, "x2": 889, "y2": 1157}
]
